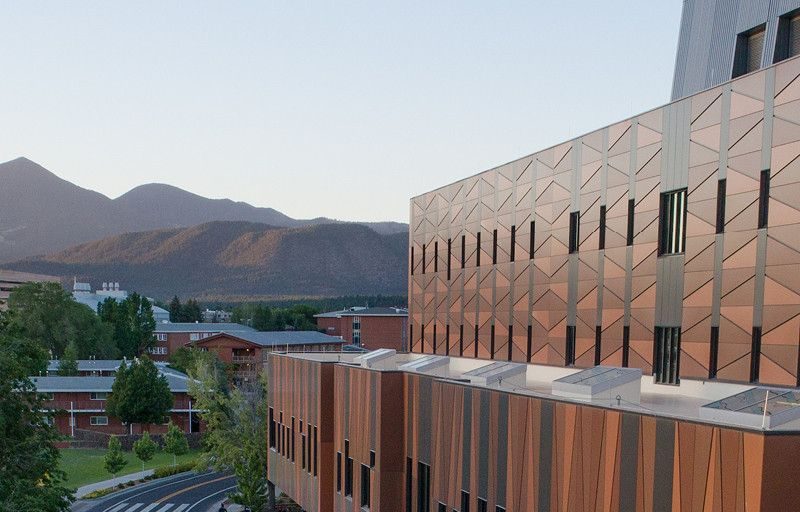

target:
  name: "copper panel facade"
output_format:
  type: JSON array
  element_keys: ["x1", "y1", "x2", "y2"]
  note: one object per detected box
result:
[{"x1": 410, "y1": 56, "x2": 800, "y2": 387}]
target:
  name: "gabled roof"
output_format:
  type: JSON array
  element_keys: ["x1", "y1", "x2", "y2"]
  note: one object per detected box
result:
[
  {"x1": 199, "y1": 330, "x2": 346, "y2": 347},
  {"x1": 153, "y1": 322, "x2": 255, "y2": 333},
  {"x1": 314, "y1": 307, "x2": 408, "y2": 318}
]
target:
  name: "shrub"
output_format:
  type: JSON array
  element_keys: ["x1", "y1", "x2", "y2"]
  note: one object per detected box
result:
[{"x1": 152, "y1": 461, "x2": 196, "y2": 479}]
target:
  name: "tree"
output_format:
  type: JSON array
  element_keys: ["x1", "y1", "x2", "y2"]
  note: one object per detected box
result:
[
  {"x1": 104, "y1": 436, "x2": 127, "y2": 478},
  {"x1": 189, "y1": 362, "x2": 271, "y2": 511},
  {"x1": 98, "y1": 294, "x2": 156, "y2": 357},
  {"x1": 169, "y1": 296, "x2": 182, "y2": 322},
  {"x1": 181, "y1": 299, "x2": 202, "y2": 323},
  {"x1": 0, "y1": 334, "x2": 73, "y2": 511},
  {"x1": 106, "y1": 357, "x2": 173, "y2": 433},
  {"x1": 5, "y1": 282, "x2": 116, "y2": 359},
  {"x1": 163, "y1": 422, "x2": 189, "y2": 467},
  {"x1": 133, "y1": 431, "x2": 157, "y2": 473},
  {"x1": 57, "y1": 340, "x2": 79, "y2": 376}
]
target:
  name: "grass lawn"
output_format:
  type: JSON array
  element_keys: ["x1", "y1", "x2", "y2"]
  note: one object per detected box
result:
[{"x1": 59, "y1": 448, "x2": 201, "y2": 490}]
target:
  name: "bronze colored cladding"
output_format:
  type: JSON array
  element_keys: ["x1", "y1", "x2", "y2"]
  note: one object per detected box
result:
[{"x1": 410, "y1": 55, "x2": 800, "y2": 387}]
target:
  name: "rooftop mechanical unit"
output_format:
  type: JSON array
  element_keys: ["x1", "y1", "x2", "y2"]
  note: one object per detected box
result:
[
  {"x1": 356, "y1": 349, "x2": 397, "y2": 370},
  {"x1": 699, "y1": 387, "x2": 800, "y2": 429},
  {"x1": 397, "y1": 355, "x2": 449, "y2": 376},
  {"x1": 551, "y1": 366, "x2": 642, "y2": 404},
  {"x1": 462, "y1": 361, "x2": 527, "y2": 387}
]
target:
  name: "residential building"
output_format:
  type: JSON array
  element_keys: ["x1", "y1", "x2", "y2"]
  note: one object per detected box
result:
[
  {"x1": 268, "y1": 1, "x2": 800, "y2": 511},
  {"x1": 34, "y1": 363, "x2": 198, "y2": 436},
  {"x1": 194, "y1": 330, "x2": 346, "y2": 383},
  {"x1": 315, "y1": 306, "x2": 408, "y2": 351},
  {"x1": 149, "y1": 322, "x2": 255, "y2": 361},
  {"x1": 201, "y1": 308, "x2": 233, "y2": 323},
  {"x1": 72, "y1": 279, "x2": 170, "y2": 323},
  {"x1": 0, "y1": 269, "x2": 60, "y2": 308},
  {"x1": 46, "y1": 359, "x2": 123, "y2": 377}
]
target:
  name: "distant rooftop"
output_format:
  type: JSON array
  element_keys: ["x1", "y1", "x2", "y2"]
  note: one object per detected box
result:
[
  {"x1": 201, "y1": 330, "x2": 346, "y2": 347},
  {"x1": 154, "y1": 323, "x2": 255, "y2": 333},
  {"x1": 33, "y1": 363, "x2": 191, "y2": 393},
  {"x1": 47, "y1": 359, "x2": 123, "y2": 373},
  {"x1": 315, "y1": 306, "x2": 408, "y2": 318}
]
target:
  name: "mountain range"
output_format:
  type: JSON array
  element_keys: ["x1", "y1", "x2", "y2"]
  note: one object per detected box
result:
[
  {"x1": 0, "y1": 157, "x2": 407, "y2": 262},
  {"x1": 0, "y1": 157, "x2": 409, "y2": 299}
]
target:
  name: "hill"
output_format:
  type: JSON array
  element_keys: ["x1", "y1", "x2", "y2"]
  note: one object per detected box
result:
[
  {"x1": 9, "y1": 221, "x2": 408, "y2": 300},
  {"x1": 0, "y1": 157, "x2": 407, "y2": 262}
]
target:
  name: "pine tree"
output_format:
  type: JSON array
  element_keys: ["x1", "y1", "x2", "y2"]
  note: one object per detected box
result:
[
  {"x1": 106, "y1": 357, "x2": 173, "y2": 432},
  {"x1": 133, "y1": 431, "x2": 157, "y2": 473},
  {"x1": 169, "y1": 296, "x2": 182, "y2": 322},
  {"x1": 163, "y1": 422, "x2": 189, "y2": 467},
  {"x1": 104, "y1": 436, "x2": 127, "y2": 478},
  {"x1": 57, "y1": 341, "x2": 79, "y2": 376}
]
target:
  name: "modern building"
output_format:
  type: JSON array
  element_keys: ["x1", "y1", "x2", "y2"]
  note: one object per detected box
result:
[
  {"x1": 149, "y1": 322, "x2": 255, "y2": 361},
  {"x1": 193, "y1": 330, "x2": 346, "y2": 383},
  {"x1": 72, "y1": 279, "x2": 170, "y2": 323},
  {"x1": 268, "y1": 1, "x2": 800, "y2": 511},
  {"x1": 0, "y1": 269, "x2": 60, "y2": 308},
  {"x1": 34, "y1": 362, "x2": 198, "y2": 436},
  {"x1": 315, "y1": 306, "x2": 409, "y2": 351}
]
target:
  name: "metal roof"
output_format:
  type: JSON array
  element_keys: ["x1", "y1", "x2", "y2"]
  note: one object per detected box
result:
[
  {"x1": 202, "y1": 330, "x2": 346, "y2": 347},
  {"x1": 314, "y1": 307, "x2": 408, "y2": 318},
  {"x1": 32, "y1": 366, "x2": 191, "y2": 393},
  {"x1": 47, "y1": 360, "x2": 122, "y2": 372},
  {"x1": 153, "y1": 323, "x2": 255, "y2": 333}
]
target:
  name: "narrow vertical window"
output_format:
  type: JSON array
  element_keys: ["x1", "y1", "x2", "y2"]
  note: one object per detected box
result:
[
  {"x1": 774, "y1": 12, "x2": 800, "y2": 63},
  {"x1": 345, "y1": 440, "x2": 352, "y2": 497},
  {"x1": 758, "y1": 169, "x2": 770, "y2": 229},
  {"x1": 422, "y1": 243, "x2": 427, "y2": 274},
  {"x1": 566, "y1": 326, "x2": 576, "y2": 365},
  {"x1": 599, "y1": 205, "x2": 606, "y2": 250},
  {"x1": 421, "y1": 324, "x2": 426, "y2": 354},
  {"x1": 461, "y1": 491, "x2": 471, "y2": 512},
  {"x1": 716, "y1": 179, "x2": 726, "y2": 234},
  {"x1": 658, "y1": 189, "x2": 687, "y2": 255},
  {"x1": 594, "y1": 326, "x2": 602, "y2": 365},
  {"x1": 447, "y1": 238, "x2": 452, "y2": 280},
  {"x1": 733, "y1": 24, "x2": 766, "y2": 78},
  {"x1": 622, "y1": 326, "x2": 630, "y2": 367},
  {"x1": 433, "y1": 325, "x2": 437, "y2": 354},
  {"x1": 268, "y1": 407, "x2": 276, "y2": 449},
  {"x1": 709, "y1": 326, "x2": 719, "y2": 379},
  {"x1": 291, "y1": 417, "x2": 295, "y2": 462},
  {"x1": 507, "y1": 325, "x2": 513, "y2": 361},
  {"x1": 526, "y1": 325, "x2": 532, "y2": 362},
  {"x1": 492, "y1": 229, "x2": 498, "y2": 264},
  {"x1": 490, "y1": 324, "x2": 495, "y2": 358},
  {"x1": 302, "y1": 435, "x2": 306, "y2": 469},
  {"x1": 361, "y1": 464, "x2": 371, "y2": 509},
  {"x1": 569, "y1": 211, "x2": 580, "y2": 254},
  {"x1": 370, "y1": 450, "x2": 376, "y2": 468},
  {"x1": 750, "y1": 327, "x2": 762, "y2": 382},
  {"x1": 530, "y1": 220, "x2": 536, "y2": 259},
  {"x1": 459, "y1": 325, "x2": 464, "y2": 356},
  {"x1": 510, "y1": 225, "x2": 516, "y2": 262},
  {"x1": 411, "y1": 246, "x2": 415, "y2": 276},
  {"x1": 654, "y1": 326, "x2": 681, "y2": 384},
  {"x1": 445, "y1": 324, "x2": 450, "y2": 356},
  {"x1": 474, "y1": 326, "x2": 479, "y2": 358},
  {"x1": 417, "y1": 462, "x2": 431, "y2": 512},
  {"x1": 476, "y1": 232, "x2": 481, "y2": 266},
  {"x1": 477, "y1": 498, "x2": 488, "y2": 512},
  {"x1": 406, "y1": 458, "x2": 413, "y2": 512},
  {"x1": 434, "y1": 241, "x2": 439, "y2": 272},
  {"x1": 461, "y1": 235, "x2": 466, "y2": 269},
  {"x1": 313, "y1": 426, "x2": 318, "y2": 476},
  {"x1": 627, "y1": 198, "x2": 635, "y2": 246},
  {"x1": 336, "y1": 451, "x2": 341, "y2": 492}
]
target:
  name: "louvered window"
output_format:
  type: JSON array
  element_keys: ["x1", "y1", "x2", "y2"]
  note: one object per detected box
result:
[
  {"x1": 654, "y1": 327, "x2": 681, "y2": 385},
  {"x1": 733, "y1": 25, "x2": 765, "y2": 78},
  {"x1": 775, "y1": 12, "x2": 800, "y2": 63}
]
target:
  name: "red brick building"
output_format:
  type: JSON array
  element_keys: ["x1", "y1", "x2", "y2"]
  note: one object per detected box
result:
[
  {"x1": 314, "y1": 307, "x2": 408, "y2": 351},
  {"x1": 194, "y1": 330, "x2": 346, "y2": 384},
  {"x1": 34, "y1": 364, "x2": 199, "y2": 436},
  {"x1": 148, "y1": 322, "x2": 255, "y2": 361}
]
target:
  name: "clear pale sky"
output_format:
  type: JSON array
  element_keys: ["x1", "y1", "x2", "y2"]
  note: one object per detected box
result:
[{"x1": 0, "y1": 1, "x2": 682, "y2": 223}]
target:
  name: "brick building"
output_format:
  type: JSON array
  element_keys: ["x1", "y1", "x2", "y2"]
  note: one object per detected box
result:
[
  {"x1": 315, "y1": 307, "x2": 408, "y2": 351},
  {"x1": 148, "y1": 322, "x2": 255, "y2": 361},
  {"x1": 34, "y1": 363, "x2": 198, "y2": 436}
]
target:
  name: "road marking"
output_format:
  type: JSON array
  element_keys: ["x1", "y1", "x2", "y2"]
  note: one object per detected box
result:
[
  {"x1": 125, "y1": 505, "x2": 144, "y2": 512},
  {"x1": 155, "y1": 475, "x2": 232, "y2": 503},
  {"x1": 100, "y1": 473, "x2": 214, "y2": 512},
  {"x1": 107, "y1": 504, "x2": 128, "y2": 512},
  {"x1": 155, "y1": 505, "x2": 174, "y2": 512},
  {"x1": 139, "y1": 505, "x2": 160, "y2": 512},
  {"x1": 172, "y1": 506, "x2": 190, "y2": 512},
  {"x1": 184, "y1": 485, "x2": 238, "y2": 511}
]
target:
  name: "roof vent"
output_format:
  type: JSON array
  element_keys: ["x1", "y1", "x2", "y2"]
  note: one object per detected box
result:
[
  {"x1": 552, "y1": 366, "x2": 642, "y2": 404},
  {"x1": 398, "y1": 355, "x2": 449, "y2": 376},
  {"x1": 355, "y1": 348, "x2": 397, "y2": 370},
  {"x1": 700, "y1": 387, "x2": 800, "y2": 429},
  {"x1": 462, "y1": 361, "x2": 526, "y2": 387}
]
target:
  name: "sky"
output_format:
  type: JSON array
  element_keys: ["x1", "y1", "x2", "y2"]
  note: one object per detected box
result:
[{"x1": 0, "y1": 1, "x2": 683, "y2": 223}]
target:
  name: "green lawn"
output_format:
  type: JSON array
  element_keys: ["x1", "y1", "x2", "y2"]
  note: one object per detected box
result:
[{"x1": 59, "y1": 448, "x2": 201, "y2": 489}]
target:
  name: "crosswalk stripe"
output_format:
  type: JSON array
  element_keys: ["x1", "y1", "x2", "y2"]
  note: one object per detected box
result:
[
  {"x1": 108, "y1": 504, "x2": 128, "y2": 512},
  {"x1": 155, "y1": 505, "x2": 174, "y2": 512},
  {"x1": 139, "y1": 505, "x2": 160, "y2": 512},
  {"x1": 172, "y1": 505, "x2": 189, "y2": 512},
  {"x1": 125, "y1": 504, "x2": 144, "y2": 512}
]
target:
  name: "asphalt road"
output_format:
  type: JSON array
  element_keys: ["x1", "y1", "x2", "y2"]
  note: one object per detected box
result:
[{"x1": 76, "y1": 471, "x2": 236, "y2": 512}]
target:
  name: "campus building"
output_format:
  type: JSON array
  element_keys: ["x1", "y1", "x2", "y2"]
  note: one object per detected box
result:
[
  {"x1": 0, "y1": 268, "x2": 59, "y2": 308},
  {"x1": 149, "y1": 322, "x2": 255, "y2": 361},
  {"x1": 315, "y1": 306, "x2": 409, "y2": 351},
  {"x1": 268, "y1": 2, "x2": 800, "y2": 511}
]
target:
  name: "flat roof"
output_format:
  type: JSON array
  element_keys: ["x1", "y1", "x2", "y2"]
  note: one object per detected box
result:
[
  {"x1": 154, "y1": 323, "x2": 255, "y2": 333},
  {"x1": 315, "y1": 307, "x2": 408, "y2": 318},
  {"x1": 33, "y1": 365, "x2": 191, "y2": 393},
  {"x1": 47, "y1": 360, "x2": 122, "y2": 372},
  {"x1": 202, "y1": 330, "x2": 346, "y2": 347},
  {"x1": 274, "y1": 352, "x2": 800, "y2": 433}
]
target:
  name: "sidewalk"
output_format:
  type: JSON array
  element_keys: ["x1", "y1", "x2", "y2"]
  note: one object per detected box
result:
[
  {"x1": 209, "y1": 499, "x2": 244, "y2": 511},
  {"x1": 74, "y1": 469, "x2": 154, "y2": 498}
]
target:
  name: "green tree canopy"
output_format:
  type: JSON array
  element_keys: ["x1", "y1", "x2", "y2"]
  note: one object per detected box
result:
[
  {"x1": 0, "y1": 334, "x2": 73, "y2": 511},
  {"x1": 163, "y1": 422, "x2": 189, "y2": 467},
  {"x1": 5, "y1": 282, "x2": 116, "y2": 359},
  {"x1": 169, "y1": 296, "x2": 182, "y2": 322},
  {"x1": 104, "y1": 436, "x2": 127, "y2": 478},
  {"x1": 57, "y1": 340, "x2": 79, "y2": 376},
  {"x1": 98, "y1": 293, "x2": 156, "y2": 357},
  {"x1": 106, "y1": 357, "x2": 173, "y2": 431},
  {"x1": 133, "y1": 431, "x2": 157, "y2": 472}
]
